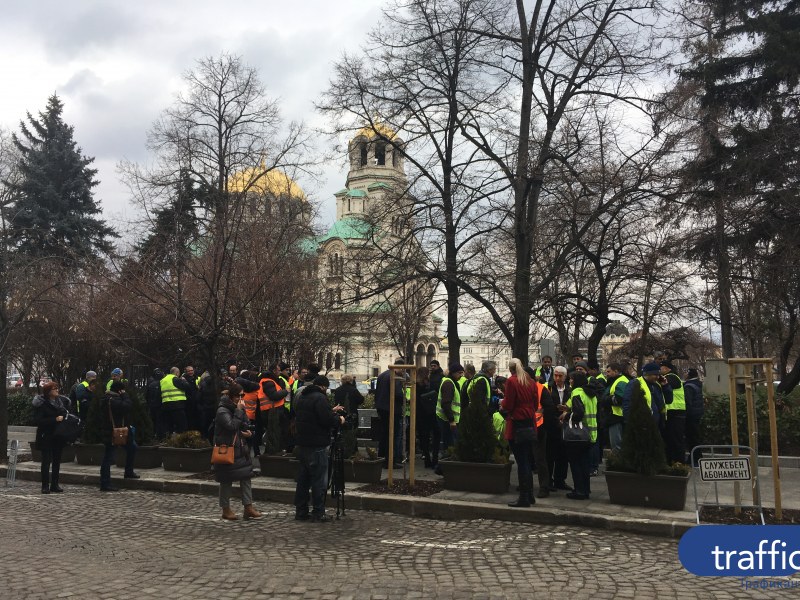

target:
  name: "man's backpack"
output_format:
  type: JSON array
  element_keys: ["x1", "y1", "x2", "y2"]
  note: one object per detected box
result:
[{"x1": 68, "y1": 383, "x2": 79, "y2": 406}]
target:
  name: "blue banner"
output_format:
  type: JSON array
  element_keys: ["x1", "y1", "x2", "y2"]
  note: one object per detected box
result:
[{"x1": 680, "y1": 526, "x2": 800, "y2": 577}]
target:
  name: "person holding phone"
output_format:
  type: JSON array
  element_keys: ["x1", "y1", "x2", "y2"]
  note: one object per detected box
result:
[
  {"x1": 33, "y1": 382, "x2": 71, "y2": 494},
  {"x1": 214, "y1": 382, "x2": 262, "y2": 521}
]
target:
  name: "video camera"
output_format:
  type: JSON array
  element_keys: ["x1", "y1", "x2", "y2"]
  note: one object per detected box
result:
[{"x1": 333, "y1": 406, "x2": 359, "y2": 431}]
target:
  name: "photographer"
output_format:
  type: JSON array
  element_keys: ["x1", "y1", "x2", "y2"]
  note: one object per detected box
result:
[{"x1": 293, "y1": 375, "x2": 344, "y2": 523}]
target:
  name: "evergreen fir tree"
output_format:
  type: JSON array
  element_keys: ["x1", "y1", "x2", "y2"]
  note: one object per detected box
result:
[
  {"x1": 454, "y1": 391, "x2": 497, "y2": 463},
  {"x1": 137, "y1": 169, "x2": 201, "y2": 266},
  {"x1": 619, "y1": 380, "x2": 667, "y2": 477},
  {"x1": 9, "y1": 94, "x2": 116, "y2": 261}
]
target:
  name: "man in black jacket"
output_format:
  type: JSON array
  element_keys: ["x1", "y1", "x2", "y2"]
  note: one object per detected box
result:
[
  {"x1": 293, "y1": 376, "x2": 344, "y2": 522},
  {"x1": 375, "y1": 358, "x2": 406, "y2": 468},
  {"x1": 99, "y1": 380, "x2": 138, "y2": 491},
  {"x1": 145, "y1": 368, "x2": 164, "y2": 439}
]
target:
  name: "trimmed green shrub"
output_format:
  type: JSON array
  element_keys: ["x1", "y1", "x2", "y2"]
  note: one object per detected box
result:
[
  {"x1": 161, "y1": 430, "x2": 210, "y2": 449},
  {"x1": 453, "y1": 390, "x2": 503, "y2": 463},
  {"x1": 701, "y1": 393, "x2": 800, "y2": 456},
  {"x1": 7, "y1": 390, "x2": 34, "y2": 426},
  {"x1": 609, "y1": 379, "x2": 667, "y2": 476}
]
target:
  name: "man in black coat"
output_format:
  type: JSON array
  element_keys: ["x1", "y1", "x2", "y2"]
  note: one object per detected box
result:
[
  {"x1": 99, "y1": 380, "x2": 138, "y2": 492},
  {"x1": 293, "y1": 376, "x2": 344, "y2": 522},
  {"x1": 145, "y1": 368, "x2": 164, "y2": 439}
]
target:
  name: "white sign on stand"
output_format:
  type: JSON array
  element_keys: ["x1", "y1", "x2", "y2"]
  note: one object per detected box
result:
[{"x1": 698, "y1": 457, "x2": 751, "y2": 482}]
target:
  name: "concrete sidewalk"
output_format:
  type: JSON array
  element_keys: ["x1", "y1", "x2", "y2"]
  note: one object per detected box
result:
[{"x1": 5, "y1": 429, "x2": 798, "y2": 539}]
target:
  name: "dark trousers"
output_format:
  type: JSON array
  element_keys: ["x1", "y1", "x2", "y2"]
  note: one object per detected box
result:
[
  {"x1": 438, "y1": 418, "x2": 457, "y2": 455},
  {"x1": 686, "y1": 416, "x2": 703, "y2": 463},
  {"x1": 567, "y1": 444, "x2": 591, "y2": 497},
  {"x1": 590, "y1": 442, "x2": 600, "y2": 471},
  {"x1": 547, "y1": 429, "x2": 569, "y2": 486},
  {"x1": 511, "y1": 438, "x2": 534, "y2": 497},
  {"x1": 162, "y1": 408, "x2": 188, "y2": 435},
  {"x1": 294, "y1": 445, "x2": 329, "y2": 517},
  {"x1": 41, "y1": 443, "x2": 64, "y2": 490},
  {"x1": 149, "y1": 403, "x2": 164, "y2": 440},
  {"x1": 377, "y1": 408, "x2": 402, "y2": 461},
  {"x1": 417, "y1": 413, "x2": 439, "y2": 465},
  {"x1": 100, "y1": 436, "x2": 137, "y2": 489},
  {"x1": 533, "y1": 428, "x2": 550, "y2": 491},
  {"x1": 665, "y1": 412, "x2": 687, "y2": 464}
]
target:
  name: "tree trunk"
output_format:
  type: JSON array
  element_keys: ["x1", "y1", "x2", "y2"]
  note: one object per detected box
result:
[
  {"x1": 715, "y1": 191, "x2": 734, "y2": 359},
  {"x1": 0, "y1": 351, "x2": 8, "y2": 461},
  {"x1": 445, "y1": 280, "x2": 461, "y2": 366}
]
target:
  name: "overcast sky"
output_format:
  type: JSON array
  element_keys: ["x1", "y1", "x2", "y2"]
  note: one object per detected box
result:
[{"x1": 0, "y1": 0, "x2": 383, "y2": 230}]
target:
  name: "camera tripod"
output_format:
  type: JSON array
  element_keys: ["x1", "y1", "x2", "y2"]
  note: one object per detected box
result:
[{"x1": 326, "y1": 428, "x2": 346, "y2": 519}]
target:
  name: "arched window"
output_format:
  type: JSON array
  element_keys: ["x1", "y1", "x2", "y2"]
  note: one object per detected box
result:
[
  {"x1": 317, "y1": 352, "x2": 324, "y2": 366},
  {"x1": 375, "y1": 143, "x2": 386, "y2": 165},
  {"x1": 360, "y1": 143, "x2": 368, "y2": 166},
  {"x1": 416, "y1": 344, "x2": 425, "y2": 366},
  {"x1": 427, "y1": 345, "x2": 436, "y2": 366},
  {"x1": 326, "y1": 352, "x2": 333, "y2": 370},
  {"x1": 335, "y1": 352, "x2": 342, "y2": 370}
]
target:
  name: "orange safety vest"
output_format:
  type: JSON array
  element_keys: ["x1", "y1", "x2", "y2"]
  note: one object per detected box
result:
[
  {"x1": 534, "y1": 381, "x2": 546, "y2": 428},
  {"x1": 258, "y1": 377, "x2": 285, "y2": 411},
  {"x1": 242, "y1": 388, "x2": 260, "y2": 421}
]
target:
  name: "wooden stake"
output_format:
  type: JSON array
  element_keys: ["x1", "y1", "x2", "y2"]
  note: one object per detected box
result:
[
  {"x1": 744, "y1": 378, "x2": 758, "y2": 505},
  {"x1": 728, "y1": 365, "x2": 741, "y2": 514},
  {"x1": 765, "y1": 366, "x2": 782, "y2": 520},
  {"x1": 388, "y1": 369, "x2": 395, "y2": 487}
]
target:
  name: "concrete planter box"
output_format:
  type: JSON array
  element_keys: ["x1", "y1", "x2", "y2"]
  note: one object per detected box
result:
[
  {"x1": 605, "y1": 470, "x2": 691, "y2": 511},
  {"x1": 439, "y1": 459, "x2": 513, "y2": 494},
  {"x1": 115, "y1": 445, "x2": 162, "y2": 469},
  {"x1": 74, "y1": 443, "x2": 105, "y2": 466},
  {"x1": 30, "y1": 442, "x2": 76, "y2": 463},
  {"x1": 343, "y1": 458, "x2": 383, "y2": 484},
  {"x1": 160, "y1": 447, "x2": 213, "y2": 472},
  {"x1": 258, "y1": 454, "x2": 298, "y2": 479}
]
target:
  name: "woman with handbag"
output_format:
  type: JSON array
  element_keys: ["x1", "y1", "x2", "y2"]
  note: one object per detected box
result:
[
  {"x1": 99, "y1": 380, "x2": 138, "y2": 492},
  {"x1": 214, "y1": 382, "x2": 262, "y2": 520},
  {"x1": 501, "y1": 358, "x2": 539, "y2": 507},
  {"x1": 33, "y1": 381, "x2": 71, "y2": 494},
  {"x1": 561, "y1": 372, "x2": 596, "y2": 500}
]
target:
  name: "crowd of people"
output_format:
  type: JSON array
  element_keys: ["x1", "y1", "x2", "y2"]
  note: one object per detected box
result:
[
  {"x1": 372, "y1": 352, "x2": 704, "y2": 506},
  {"x1": 32, "y1": 352, "x2": 703, "y2": 520}
]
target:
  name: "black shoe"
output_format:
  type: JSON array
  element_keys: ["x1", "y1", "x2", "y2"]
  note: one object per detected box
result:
[
  {"x1": 100, "y1": 487, "x2": 119, "y2": 492},
  {"x1": 555, "y1": 483, "x2": 573, "y2": 491},
  {"x1": 50, "y1": 485, "x2": 64, "y2": 493},
  {"x1": 124, "y1": 472, "x2": 140, "y2": 479},
  {"x1": 310, "y1": 514, "x2": 330, "y2": 522},
  {"x1": 589, "y1": 469, "x2": 599, "y2": 477},
  {"x1": 41, "y1": 487, "x2": 50, "y2": 495},
  {"x1": 566, "y1": 492, "x2": 588, "y2": 500},
  {"x1": 536, "y1": 489, "x2": 550, "y2": 498},
  {"x1": 507, "y1": 498, "x2": 531, "y2": 508},
  {"x1": 294, "y1": 513, "x2": 310, "y2": 521},
  {"x1": 548, "y1": 485, "x2": 558, "y2": 492},
  {"x1": 433, "y1": 464, "x2": 443, "y2": 476}
]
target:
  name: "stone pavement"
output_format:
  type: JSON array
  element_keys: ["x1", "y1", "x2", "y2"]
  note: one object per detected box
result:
[
  {"x1": 1, "y1": 478, "x2": 793, "y2": 599},
  {"x1": 4, "y1": 435, "x2": 800, "y2": 539}
]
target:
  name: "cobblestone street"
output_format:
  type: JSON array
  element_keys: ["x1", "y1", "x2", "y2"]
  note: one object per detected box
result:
[{"x1": 0, "y1": 481, "x2": 787, "y2": 599}]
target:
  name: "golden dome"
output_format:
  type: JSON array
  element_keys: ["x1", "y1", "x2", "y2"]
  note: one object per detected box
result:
[
  {"x1": 355, "y1": 122, "x2": 397, "y2": 141},
  {"x1": 228, "y1": 167, "x2": 305, "y2": 200}
]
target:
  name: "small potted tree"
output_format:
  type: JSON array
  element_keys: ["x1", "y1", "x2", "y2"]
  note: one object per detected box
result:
[
  {"x1": 605, "y1": 380, "x2": 691, "y2": 510},
  {"x1": 160, "y1": 431, "x2": 212, "y2": 472},
  {"x1": 258, "y1": 407, "x2": 298, "y2": 478},
  {"x1": 115, "y1": 388, "x2": 160, "y2": 469},
  {"x1": 438, "y1": 394, "x2": 512, "y2": 493}
]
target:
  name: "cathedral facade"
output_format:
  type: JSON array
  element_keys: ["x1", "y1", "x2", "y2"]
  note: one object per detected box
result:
[{"x1": 310, "y1": 126, "x2": 441, "y2": 379}]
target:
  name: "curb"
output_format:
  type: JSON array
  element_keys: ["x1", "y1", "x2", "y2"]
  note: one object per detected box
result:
[{"x1": 1, "y1": 466, "x2": 692, "y2": 538}]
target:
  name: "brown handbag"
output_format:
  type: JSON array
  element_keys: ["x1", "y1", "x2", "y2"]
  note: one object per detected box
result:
[
  {"x1": 108, "y1": 401, "x2": 129, "y2": 446},
  {"x1": 211, "y1": 434, "x2": 237, "y2": 465}
]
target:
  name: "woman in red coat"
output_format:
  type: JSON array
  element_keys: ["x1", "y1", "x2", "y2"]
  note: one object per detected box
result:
[{"x1": 500, "y1": 358, "x2": 539, "y2": 507}]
